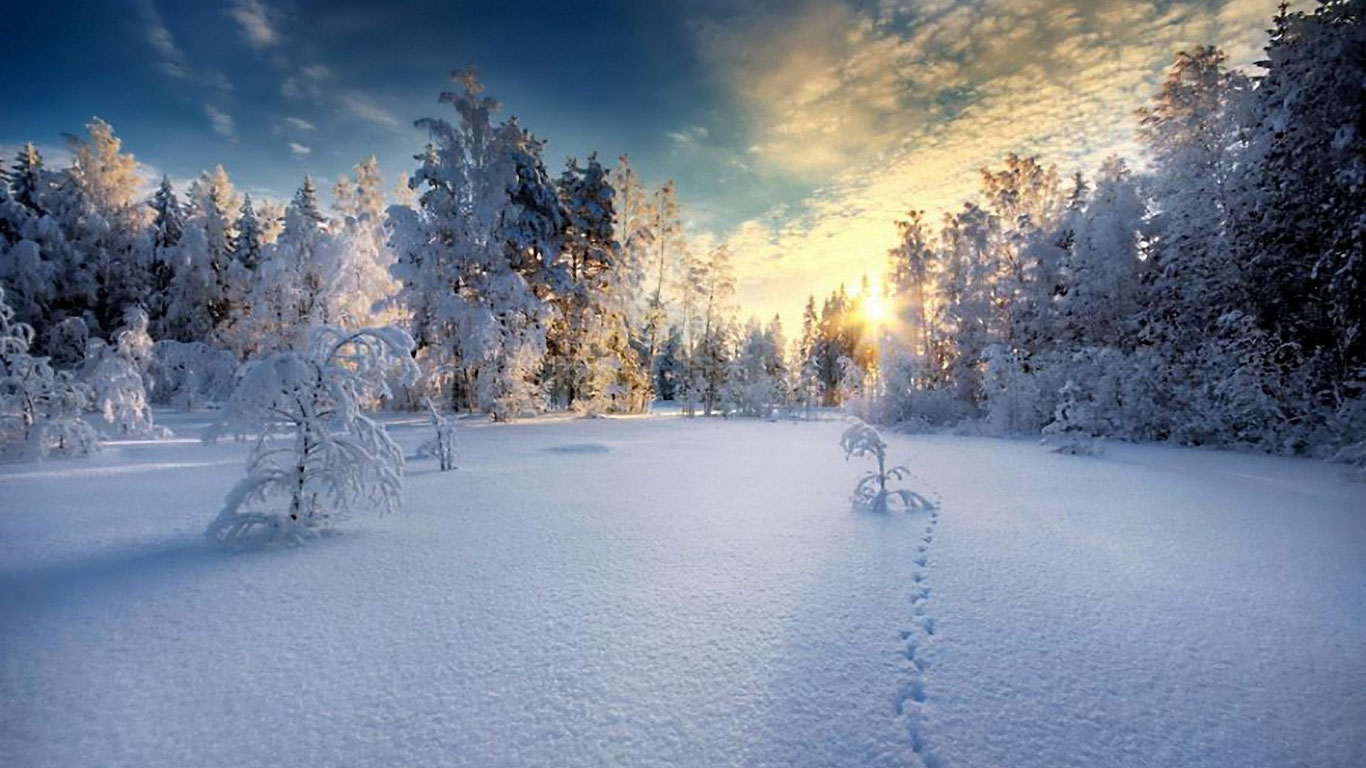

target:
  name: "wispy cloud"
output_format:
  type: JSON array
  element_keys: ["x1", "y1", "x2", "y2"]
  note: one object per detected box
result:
[
  {"x1": 229, "y1": 0, "x2": 280, "y2": 49},
  {"x1": 667, "y1": 124, "x2": 710, "y2": 148},
  {"x1": 282, "y1": 63, "x2": 329, "y2": 102},
  {"x1": 135, "y1": 0, "x2": 190, "y2": 80},
  {"x1": 703, "y1": 0, "x2": 1305, "y2": 325},
  {"x1": 339, "y1": 92, "x2": 400, "y2": 129},
  {"x1": 283, "y1": 116, "x2": 316, "y2": 132},
  {"x1": 135, "y1": 0, "x2": 234, "y2": 104},
  {"x1": 288, "y1": 141, "x2": 312, "y2": 156},
  {"x1": 204, "y1": 104, "x2": 235, "y2": 139}
]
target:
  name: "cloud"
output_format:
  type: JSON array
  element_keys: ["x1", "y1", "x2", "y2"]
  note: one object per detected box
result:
[
  {"x1": 229, "y1": 0, "x2": 280, "y2": 49},
  {"x1": 135, "y1": 1, "x2": 235, "y2": 96},
  {"x1": 134, "y1": 0, "x2": 189, "y2": 80},
  {"x1": 667, "y1": 124, "x2": 710, "y2": 148},
  {"x1": 203, "y1": 104, "x2": 235, "y2": 139},
  {"x1": 283, "y1": 116, "x2": 317, "y2": 132},
  {"x1": 339, "y1": 92, "x2": 400, "y2": 129},
  {"x1": 288, "y1": 141, "x2": 312, "y2": 156},
  {"x1": 702, "y1": 0, "x2": 1306, "y2": 326}
]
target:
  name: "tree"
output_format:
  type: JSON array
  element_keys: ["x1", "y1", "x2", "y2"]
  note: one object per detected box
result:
[
  {"x1": 147, "y1": 176, "x2": 185, "y2": 333},
  {"x1": 389, "y1": 70, "x2": 562, "y2": 419},
  {"x1": 327, "y1": 157, "x2": 398, "y2": 329},
  {"x1": 1232, "y1": 0, "x2": 1366, "y2": 404},
  {"x1": 205, "y1": 325, "x2": 418, "y2": 545},
  {"x1": 165, "y1": 166, "x2": 237, "y2": 344},
  {"x1": 839, "y1": 419, "x2": 933, "y2": 513},
  {"x1": 0, "y1": 286, "x2": 99, "y2": 459},
  {"x1": 694, "y1": 244, "x2": 736, "y2": 415},
  {"x1": 65, "y1": 118, "x2": 153, "y2": 333},
  {"x1": 643, "y1": 181, "x2": 684, "y2": 380},
  {"x1": 83, "y1": 306, "x2": 163, "y2": 437}
]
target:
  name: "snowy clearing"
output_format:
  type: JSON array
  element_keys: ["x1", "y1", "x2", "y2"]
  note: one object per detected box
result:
[{"x1": 2, "y1": 413, "x2": 1364, "y2": 768}]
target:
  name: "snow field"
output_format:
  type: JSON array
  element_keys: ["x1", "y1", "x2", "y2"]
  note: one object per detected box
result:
[{"x1": 1, "y1": 413, "x2": 1363, "y2": 767}]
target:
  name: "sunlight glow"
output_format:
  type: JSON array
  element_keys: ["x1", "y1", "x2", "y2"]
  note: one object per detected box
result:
[{"x1": 863, "y1": 292, "x2": 889, "y2": 326}]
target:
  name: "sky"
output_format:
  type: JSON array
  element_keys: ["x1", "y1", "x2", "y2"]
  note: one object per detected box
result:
[{"x1": 0, "y1": 0, "x2": 1294, "y2": 327}]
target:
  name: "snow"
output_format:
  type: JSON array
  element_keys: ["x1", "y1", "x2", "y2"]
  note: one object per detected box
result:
[{"x1": 2, "y1": 413, "x2": 1363, "y2": 767}]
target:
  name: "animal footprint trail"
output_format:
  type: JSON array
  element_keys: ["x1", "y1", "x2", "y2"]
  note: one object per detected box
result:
[{"x1": 897, "y1": 497, "x2": 944, "y2": 768}]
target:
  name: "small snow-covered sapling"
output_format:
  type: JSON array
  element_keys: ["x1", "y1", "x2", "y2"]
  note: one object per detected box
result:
[
  {"x1": 839, "y1": 419, "x2": 934, "y2": 513},
  {"x1": 419, "y1": 397, "x2": 457, "y2": 471}
]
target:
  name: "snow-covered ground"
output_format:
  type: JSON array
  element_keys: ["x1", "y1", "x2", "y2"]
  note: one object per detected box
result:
[{"x1": 1, "y1": 412, "x2": 1363, "y2": 767}]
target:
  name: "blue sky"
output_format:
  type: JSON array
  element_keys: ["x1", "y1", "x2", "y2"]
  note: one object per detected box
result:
[{"x1": 0, "y1": 0, "x2": 1293, "y2": 324}]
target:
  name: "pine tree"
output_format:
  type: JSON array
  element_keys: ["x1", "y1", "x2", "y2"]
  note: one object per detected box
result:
[
  {"x1": 390, "y1": 69, "x2": 561, "y2": 418},
  {"x1": 10, "y1": 143, "x2": 46, "y2": 212}
]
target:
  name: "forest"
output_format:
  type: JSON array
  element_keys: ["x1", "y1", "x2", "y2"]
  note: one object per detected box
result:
[{"x1": 1, "y1": 1, "x2": 1362, "y2": 466}]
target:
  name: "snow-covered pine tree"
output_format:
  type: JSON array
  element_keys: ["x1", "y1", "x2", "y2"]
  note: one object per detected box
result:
[
  {"x1": 147, "y1": 176, "x2": 185, "y2": 335},
  {"x1": 390, "y1": 70, "x2": 562, "y2": 419},
  {"x1": 205, "y1": 325, "x2": 418, "y2": 545},
  {"x1": 0, "y1": 146, "x2": 61, "y2": 336},
  {"x1": 1231, "y1": 0, "x2": 1366, "y2": 416},
  {"x1": 552, "y1": 153, "x2": 647, "y2": 415},
  {"x1": 1136, "y1": 47, "x2": 1250, "y2": 439},
  {"x1": 247, "y1": 177, "x2": 336, "y2": 355},
  {"x1": 165, "y1": 166, "x2": 237, "y2": 344}
]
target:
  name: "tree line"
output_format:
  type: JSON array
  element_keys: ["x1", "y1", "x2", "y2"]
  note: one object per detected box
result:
[{"x1": 1, "y1": 1, "x2": 1362, "y2": 466}]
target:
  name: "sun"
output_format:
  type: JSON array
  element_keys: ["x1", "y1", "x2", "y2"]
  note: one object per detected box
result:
[{"x1": 862, "y1": 292, "x2": 889, "y2": 325}]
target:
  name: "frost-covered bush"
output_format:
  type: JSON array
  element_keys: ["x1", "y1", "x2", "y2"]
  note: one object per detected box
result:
[
  {"x1": 44, "y1": 316, "x2": 90, "y2": 369},
  {"x1": 82, "y1": 308, "x2": 165, "y2": 438},
  {"x1": 0, "y1": 287, "x2": 100, "y2": 460},
  {"x1": 148, "y1": 340, "x2": 239, "y2": 409},
  {"x1": 205, "y1": 325, "x2": 418, "y2": 546},
  {"x1": 839, "y1": 419, "x2": 934, "y2": 513},
  {"x1": 1042, "y1": 380, "x2": 1104, "y2": 455},
  {"x1": 418, "y1": 397, "x2": 457, "y2": 471}
]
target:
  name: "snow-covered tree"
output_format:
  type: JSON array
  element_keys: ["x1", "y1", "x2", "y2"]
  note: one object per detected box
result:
[
  {"x1": 724, "y1": 316, "x2": 787, "y2": 418},
  {"x1": 147, "y1": 176, "x2": 185, "y2": 333},
  {"x1": 147, "y1": 340, "x2": 239, "y2": 409},
  {"x1": 693, "y1": 244, "x2": 736, "y2": 416},
  {"x1": 1041, "y1": 380, "x2": 1104, "y2": 455},
  {"x1": 0, "y1": 286, "x2": 100, "y2": 459},
  {"x1": 82, "y1": 306, "x2": 163, "y2": 437},
  {"x1": 1057, "y1": 157, "x2": 1146, "y2": 349},
  {"x1": 389, "y1": 70, "x2": 563, "y2": 419},
  {"x1": 318, "y1": 158, "x2": 399, "y2": 331},
  {"x1": 163, "y1": 166, "x2": 238, "y2": 344},
  {"x1": 643, "y1": 181, "x2": 684, "y2": 380},
  {"x1": 65, "y1": 118, "x2": 153, "y2": 333},
  {"x1": 205, "y1": 325, "x2": 418, "y2": 545}
]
